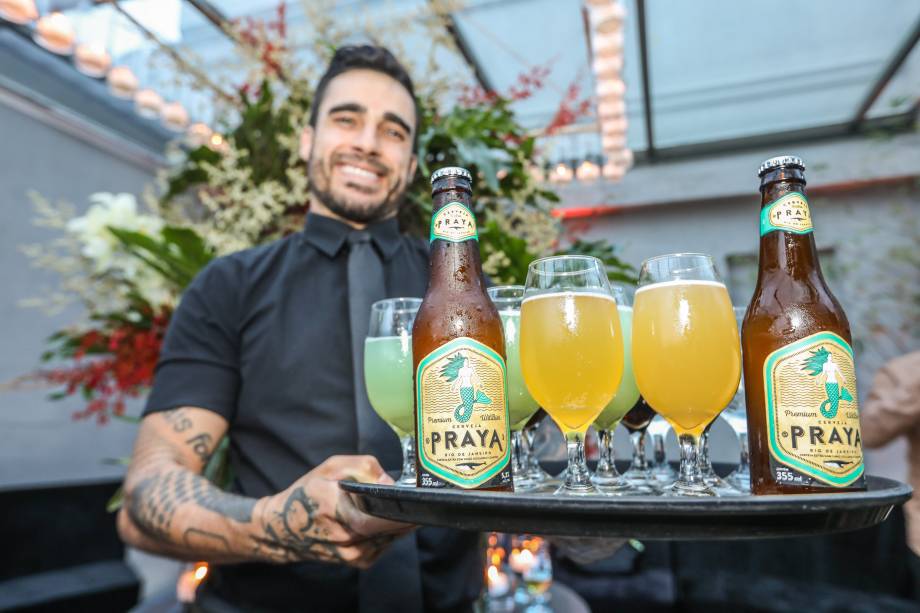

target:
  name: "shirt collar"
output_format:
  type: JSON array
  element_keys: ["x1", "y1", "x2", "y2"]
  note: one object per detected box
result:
[{"x1": 301, "y1": 212, "x2": 403, "y2": 261}]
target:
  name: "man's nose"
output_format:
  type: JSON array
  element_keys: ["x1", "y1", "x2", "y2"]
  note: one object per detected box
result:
[{"x1": 351, "y1": 122, "x2": 380, "y2": 154}]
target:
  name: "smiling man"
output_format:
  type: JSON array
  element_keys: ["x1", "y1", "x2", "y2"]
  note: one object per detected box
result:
[{"x1": 117, "y1": 46, "x2": 482, "y2": 613}]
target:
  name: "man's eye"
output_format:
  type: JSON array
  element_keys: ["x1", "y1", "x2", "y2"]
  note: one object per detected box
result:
[
  {"x1": 334, "y1": 116, "x2": 355, "y2": 126},
  {"x1": 385, "y1": 128, "x2": 406, "y2": 141}
]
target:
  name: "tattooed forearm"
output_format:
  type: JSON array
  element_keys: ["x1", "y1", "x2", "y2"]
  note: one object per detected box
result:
[{"x1": 127, "y1": 468, "x2": 257, "y2": 542}]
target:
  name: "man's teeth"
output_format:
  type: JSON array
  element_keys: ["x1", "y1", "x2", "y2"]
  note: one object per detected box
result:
[{"x1": 341, "y1": 165, "x2": 379, "y2": 180}]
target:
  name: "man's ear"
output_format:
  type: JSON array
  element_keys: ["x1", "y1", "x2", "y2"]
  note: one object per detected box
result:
[
  {"x1": 299, "y1": 125, "x2": 314, "y2": 162},
  {"x1": 408, "y1": 154, "x2": 418, "y2": 182}
]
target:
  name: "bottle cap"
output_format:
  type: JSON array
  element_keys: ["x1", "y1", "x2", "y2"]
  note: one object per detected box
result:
[
  {"x1": 430, "y1": 166, "x2": 473, "y2": 184},
  {"x1": 758, "y1": 155, "x2": 805, "y2": 177}
]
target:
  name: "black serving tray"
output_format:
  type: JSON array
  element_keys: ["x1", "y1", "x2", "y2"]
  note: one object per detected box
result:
[{"x1": 340, "y1": 476, "x2": 911, "y2": 540}]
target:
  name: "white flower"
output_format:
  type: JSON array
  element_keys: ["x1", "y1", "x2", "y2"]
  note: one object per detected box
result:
[
  {"x1": 66, "y1": 193, "x2": 164, "y2": 273},
  {"x1": 64, "y1": 192, "x2": 173, "y2": 306}
]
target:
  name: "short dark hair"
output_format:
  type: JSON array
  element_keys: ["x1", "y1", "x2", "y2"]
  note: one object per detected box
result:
[{"x1": 308, "y1": 45, "x2": 420, "y2": 149}]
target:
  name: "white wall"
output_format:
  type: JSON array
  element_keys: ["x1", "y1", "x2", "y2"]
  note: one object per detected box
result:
[{"x1": 0, "y1": 101, "x2": 154, "y2": 488}]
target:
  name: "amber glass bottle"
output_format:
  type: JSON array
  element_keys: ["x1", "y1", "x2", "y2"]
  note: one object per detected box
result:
[
  {"x1": 413, "y1": 167, "x2": 513, "y2": 491},
  {"x1": 743, "y1": 156, "x2": 865, "y2": 495}
]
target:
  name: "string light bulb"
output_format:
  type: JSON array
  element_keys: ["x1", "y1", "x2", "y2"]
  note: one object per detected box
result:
[
  {"x1": 107, "y1": 65, "x2": 139, "y2": 99},
  {"x1": 134, "y1": 88, "x2": 163, "y2": 120},
  {"x1": 74, "y1": 42, "x2": 111, "y2": 78},
  {"x1": 160, "y1": 101, "x2": 189, "y2": 132},
  {"x1": 576, "y1": 158, "x2": 601, "y2": 181},
  {"x1": 33, "y1": 11, "x2": 75, "y2": 55},
  {"x1": 549, "y1": 161, "x2": 574, "y2": 183},
  {"x1": 0, "y1": 0, "x2": 37, "y2": 24}
]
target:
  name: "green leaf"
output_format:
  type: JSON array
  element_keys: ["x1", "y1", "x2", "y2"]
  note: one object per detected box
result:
[{"x1": 106, "y1": 487, "x2": 124, "y2": 513}]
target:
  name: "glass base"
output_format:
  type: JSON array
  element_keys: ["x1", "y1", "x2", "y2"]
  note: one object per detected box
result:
[
  {"x1": 396, "y1": 471, "x2": 416, "y2": 487},
  {"x1": 725, "y1": 469, "x2": 751, "y2": 493},
  {"x1": 553, "y1": 481, "x2": 599, "y2": 496},
  {"x1": 621, "y1": 468, "x2": 662, "y2": 495},
  {"x1": 651, "y1": 465, "x2": 678, "y2": 486},
  {"x1": 662, "y1": 480, "x2": 716, "y2": 497}
]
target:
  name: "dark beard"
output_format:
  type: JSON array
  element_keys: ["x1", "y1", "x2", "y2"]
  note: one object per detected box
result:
[{"x1": 308, "y1": 153, "x2": 406, "y2": 225}]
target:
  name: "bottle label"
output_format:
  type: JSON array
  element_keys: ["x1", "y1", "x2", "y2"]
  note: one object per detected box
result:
[
  {"x1": 416, "y1": 337, "x2": 511, "y2": 489},
  {"x1": 430, "y1": 202, "x2": 478, "y2": 243},
  {"x1": 760, "y1": 192, "x2": 814, "y2": 236},
  {"x1": 763, "y1": 331, "x2": 864, "y2": 487}
]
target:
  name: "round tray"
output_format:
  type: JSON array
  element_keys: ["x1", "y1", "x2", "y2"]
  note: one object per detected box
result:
[{"x1": 340, "y1": 476, "x2": 911, "y2": 540}]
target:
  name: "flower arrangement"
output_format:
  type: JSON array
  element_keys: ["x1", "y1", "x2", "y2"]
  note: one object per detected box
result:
[{"x1": 18, "y1": 1, "x2": 635, "y2": 423}]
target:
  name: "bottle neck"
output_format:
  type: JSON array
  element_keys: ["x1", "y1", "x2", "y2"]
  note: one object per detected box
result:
[
  {"x1": 757, "y1": 173, "x2": 821, "y2": 281},
  {"x1": 428, "y1": 184, "x2": 487, "y2": 294}
]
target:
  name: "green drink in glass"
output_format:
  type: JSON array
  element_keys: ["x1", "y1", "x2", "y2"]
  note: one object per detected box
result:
[
  {"x1": 488, "y1": 286, "x2": 540, "y2": 490},
  {"x1": 364, "y1": 336, "x2": 414, "y2": 438},
  {"x1": 364, "y1": 298, "x2": 421, "y2": 486},
  {"x1": 591, "y1": 285, "x2": 639, "y2": 494}
]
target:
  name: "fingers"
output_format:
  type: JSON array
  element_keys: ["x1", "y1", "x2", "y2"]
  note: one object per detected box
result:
[
  {"x1": 320, "y1": 455, "x2": 390, "y2": 484},
  {"x1": 335, "y1": 533, "x2": 404, "y2": 569},
  {"x1": 334, "y1": 488, "x2": 415, "y2": 541}
]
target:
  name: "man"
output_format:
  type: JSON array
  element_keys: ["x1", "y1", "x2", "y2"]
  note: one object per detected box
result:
[
  {"x1": 118, "y1": 45, "x2": 482, "y2": 612},
  {"x1": 861, "y1": 350, "x2": 920, "y2": 590}
]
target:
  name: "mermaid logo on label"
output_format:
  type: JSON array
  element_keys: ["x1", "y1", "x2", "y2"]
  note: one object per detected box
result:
[
  {"x1": 763, "y1": 331, "x2": 864, "y2": 487},
  {"x1": 417, "y1": 337, "x2": 510, "y2": 488},
  {"x1": 802, "y1": 347, "x2": 855, "y2": 419},
  {"x1": 440, "y1": 352, "x2": 493, "y2": 422}
]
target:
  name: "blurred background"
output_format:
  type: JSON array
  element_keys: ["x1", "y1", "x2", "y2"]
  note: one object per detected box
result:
[{"x1": 1, "y1": 1, "x2": 918, "y2": 611}]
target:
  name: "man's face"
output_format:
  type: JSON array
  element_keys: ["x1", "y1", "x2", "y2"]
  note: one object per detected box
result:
[{"x1": 301, "y1": 69, "x2": 418, "y2": 225}]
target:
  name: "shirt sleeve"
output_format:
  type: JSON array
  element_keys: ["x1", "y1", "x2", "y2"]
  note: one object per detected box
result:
[
  {"x1": 860, "y1": 351, "x2": 920, "y2": 448},
  {"x1": 143, "y1": 257, "x2": 242, "y2": 421}
]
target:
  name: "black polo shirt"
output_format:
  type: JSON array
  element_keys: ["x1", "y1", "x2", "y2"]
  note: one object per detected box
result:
[{"x1": 144, "y1": 212, "x2": 481, "y2": 612}]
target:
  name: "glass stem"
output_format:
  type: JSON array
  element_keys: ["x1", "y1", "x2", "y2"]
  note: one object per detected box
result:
[
  {"x1": 652, "y1": 433, "x2": 667, "y2": 468},
  {"x1": 700, "y1": 426, "x2": 715, "y2": 477},
  {"x1": 677, "y1": 433, "x2": 706, "y2": 488},
  {"x1": 400, "y1": 435, "x2": 415, "y2": 483},
  {"x1": 629, "y1": 430, "x2": 650, "y2": 472},
  {"x1": 595, "y1": 429, "x2": 618, "y2": 477},
  {"x1": 524, "y1": 427, "x2": 542, "y2": 472},
  {"x1": 563, "y1": 432, "x2": 592, "y2": 489},
  {"x1": 511, "y1": 430, "x2": 527, "y2": 475},
  {"x1": 738, "y1": 432, "x2": 750, "y2": 472}
]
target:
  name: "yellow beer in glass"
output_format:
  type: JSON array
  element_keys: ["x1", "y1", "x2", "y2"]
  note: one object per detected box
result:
[
  {"x1": 632, "y1": 254, "x2": 740, "y2": 497},
  {"x1": 521, "y1": 255, "x2": 623, "y2": 495},
  {"x1": 521, "y1": 292, "x2": 623, "y2": 433},
  {"x1": 633, "y1": 281, "x2": 740, "y2": 435}
]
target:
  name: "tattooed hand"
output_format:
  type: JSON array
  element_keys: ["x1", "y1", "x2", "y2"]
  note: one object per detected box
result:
[{"x1": 253, "y1": 455, "x2": 414, "y2": 568}]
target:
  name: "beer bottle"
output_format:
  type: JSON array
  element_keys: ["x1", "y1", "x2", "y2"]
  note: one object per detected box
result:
[
  {"x1": 743, "y1": 156, "x2": 865, "y2": 494},
  {"x1": 413, "y1": 167, "x2": 513, "y2": 491}
]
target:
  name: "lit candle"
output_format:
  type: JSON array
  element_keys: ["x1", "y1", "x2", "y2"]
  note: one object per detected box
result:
[
  {"x1": 486, "y1": 565, "x2": 510, "y2": 598},
  {"x1": 508, "y1": 547, "x2": 536, "y2": 574}
]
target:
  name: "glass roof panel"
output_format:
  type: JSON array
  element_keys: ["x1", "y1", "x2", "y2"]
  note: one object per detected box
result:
[
  {"x1": 645, "y1": 0, "x2": 920, "y2": 148},
  {"x1": 866, "y1": 31, "x2": 920, "y2": 119}
]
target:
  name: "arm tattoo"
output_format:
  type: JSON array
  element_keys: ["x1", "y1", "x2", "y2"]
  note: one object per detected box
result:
[
  {"x1": 184, "y1": 528, "x2": 231, "y2": 552},
  {"x1": 185, "y1": 433, "x2": 214, "y2": 463},
  {"x1": 163, "y1": 409, "x2": 193, "y2": 433},
  {"x1": 127, "y1": 469, "x2": 257, "y2": 541},
  {"x1": 255, "y1": 487, "x2": 343, "y2": 563},
  {"x1": 161, "y1": 410, "x2": 216, "y2": 464}
]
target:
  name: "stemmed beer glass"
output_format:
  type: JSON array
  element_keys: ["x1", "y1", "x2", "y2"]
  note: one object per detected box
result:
[
  {"x1": 488, "y1": 286, "x2": 541, "y2": 491},
  {"x1": 521, "y1": 255, "x2": 624, "y2": 495},
  {"x1": 632, "y1": 254, "x2": 741, "y2": 496},
  {"x1": 364, "y1": 298, "x2": 422, "y2": 486}
]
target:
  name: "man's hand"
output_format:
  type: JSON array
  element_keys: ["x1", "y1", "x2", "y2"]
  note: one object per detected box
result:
[{"x1": 253, "y1": 455, "x2": 414, "y2": 568}]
